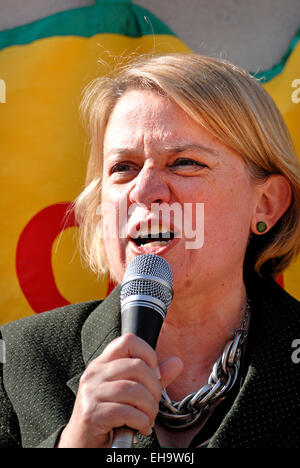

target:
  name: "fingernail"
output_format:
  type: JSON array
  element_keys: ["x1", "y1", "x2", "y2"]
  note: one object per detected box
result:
[{"x1": 156, "y1": 367, "x2": 161, "y2": 379}]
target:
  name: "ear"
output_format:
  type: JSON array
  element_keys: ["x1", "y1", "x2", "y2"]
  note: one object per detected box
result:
[{"x1": 251, "y1": 174, "x2": 292, "y2": 234}]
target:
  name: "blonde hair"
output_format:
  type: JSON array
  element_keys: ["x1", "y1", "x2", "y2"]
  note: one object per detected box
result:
[{"x1": 74, "y1": 53, "x2": 300, "y2": 278}]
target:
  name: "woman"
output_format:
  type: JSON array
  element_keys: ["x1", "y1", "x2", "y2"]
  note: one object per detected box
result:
[{"x1": 1, "y1": 54, "x2": 299, "y2": 448}]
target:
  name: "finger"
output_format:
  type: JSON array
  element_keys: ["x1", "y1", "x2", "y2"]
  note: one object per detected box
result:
[
  {"x1": 97, "y1": 333, "x2": 159, "y2": 372},
  {"x1": 92, "y1": 402, "x2": 153, "y2": 437},
  {"x1": 159, "y1": 357, "x2": 183, "y2": 390},
  {"x1": 82, "y1": 357, "x2": 162, "y2": 403},
  {"x1": 95, "y1": 379, "x2": 159, "y2": 424}
]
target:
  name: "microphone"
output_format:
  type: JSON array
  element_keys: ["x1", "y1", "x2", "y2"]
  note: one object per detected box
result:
[{"x1": 111, "y1": 254, "x2": 173, "y2": 448}]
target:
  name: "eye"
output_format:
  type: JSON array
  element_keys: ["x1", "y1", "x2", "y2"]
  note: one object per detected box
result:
[
  {"x1": 170, "y1": 158, "x2": 208, "y2": 171},
  {"x1": 110, "y1": 162, "x2": 133, "y2": 173},
  {"x1": 108, "y1": 161, "x2": 140, "y2": 182},
  {"x1": 172, "y1": 158, "x2": 198, "y2": 166}
]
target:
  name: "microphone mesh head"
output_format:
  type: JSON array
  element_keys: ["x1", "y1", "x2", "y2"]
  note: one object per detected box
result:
[{"x1": 120, "y1": 254, "x2": 173, "y2": 310}]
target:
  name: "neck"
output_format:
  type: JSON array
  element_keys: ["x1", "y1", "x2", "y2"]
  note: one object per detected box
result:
[{"x1": 156, "y1": 271, "x2": 247, "y2": 399}]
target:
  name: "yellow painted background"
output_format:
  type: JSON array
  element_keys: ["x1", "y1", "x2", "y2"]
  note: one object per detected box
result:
[
  {"x1": 0, "y1": 34, "x2": 299, "y2": 326},
  {"x1": 0, "y1": 34, "x2": 190, "y2": 325},
  {"x1": 262, "y1": 40, "x2": 300, "y2": 300}
]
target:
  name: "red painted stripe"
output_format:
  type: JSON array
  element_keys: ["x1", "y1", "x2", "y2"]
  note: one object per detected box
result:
[{"x1": 16, "y1": 203, "x2": 76, "y2": 313}]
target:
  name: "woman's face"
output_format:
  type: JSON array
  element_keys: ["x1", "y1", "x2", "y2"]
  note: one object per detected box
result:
[{"x1": 101, "y1": 89, "x2": 259, "y2": 297}]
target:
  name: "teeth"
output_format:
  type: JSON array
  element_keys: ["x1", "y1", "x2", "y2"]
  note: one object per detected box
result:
[
  {"x1": 141, "y1": 231, "x2": 172, "y2": 239},
  {"x1": 129, "y1": 222, "x2": 176, "y2": 248},
  {"x1": 132, "y1": 224, "x2": 174, "y2": 239},
  {"x1": 135, "y1": 240, "x2": 170, "y2": 248},
  {"x1": 143, "y1": 240, "x2": 169, "y2": 247}
]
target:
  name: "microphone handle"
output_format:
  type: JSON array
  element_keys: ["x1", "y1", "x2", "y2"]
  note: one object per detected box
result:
[
  {"x1": 111, "y1": 427, "x2": 135, "y2": 448},
  {"x1": 121, "y1": 303, "x2": 164, "y2": 349},
  {"x1": 111, "y1": 304, "x2": 164, "y2": 448}
]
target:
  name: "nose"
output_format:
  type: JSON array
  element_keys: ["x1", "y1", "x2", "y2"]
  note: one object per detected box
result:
[{"x1": 129, "y1": 165, "x2": 171, "y2": 207}]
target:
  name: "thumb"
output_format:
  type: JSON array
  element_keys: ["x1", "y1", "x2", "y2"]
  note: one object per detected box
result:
[{"x1": 159, "y1": 356, "x2": 183, "y2": 390}]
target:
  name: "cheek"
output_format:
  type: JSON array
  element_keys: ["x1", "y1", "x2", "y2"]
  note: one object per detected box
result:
[
  {"x1": 204, "y1": 180, "x2": 254, "y2": 247},
  {"x1": 102, "y1": 233, "x2": 126, "y2": 284},
  {"x1": 100, "y1": 190, "x2": 126, "y2": 280},
  {"x1": 101, "y1": 182, "x2": 126, "y2": 234}
]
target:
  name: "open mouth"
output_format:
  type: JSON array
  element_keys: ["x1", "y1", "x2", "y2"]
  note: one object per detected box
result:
[{"x1": 131, "y1": 230, "x2": 175, "y2": 247}]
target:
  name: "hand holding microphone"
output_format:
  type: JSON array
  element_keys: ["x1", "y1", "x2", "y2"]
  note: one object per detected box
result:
[
  {"x1": 57, "y1": 254, "x2": 182, "y2": 448},
  {"x1": 111, "y1": 254, "x2": 174, "y2": 447}
]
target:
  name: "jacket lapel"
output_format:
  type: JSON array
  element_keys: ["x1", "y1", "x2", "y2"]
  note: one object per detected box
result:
[
  {"x1": 81, "y1": 285, "x2": 121, "y2": 366},
  {"x1": 67, "y1": 286, "x2": 121, "y2": 395}
]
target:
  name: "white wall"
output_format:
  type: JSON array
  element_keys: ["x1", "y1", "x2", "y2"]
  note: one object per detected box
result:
[{"x1": 0, "y1": 0, "x2": 299, "y2": 71}]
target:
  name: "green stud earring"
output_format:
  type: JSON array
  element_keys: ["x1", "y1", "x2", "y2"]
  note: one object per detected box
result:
[{"x1": 256, "y1": 221, "x2": 267, "y2": 233}]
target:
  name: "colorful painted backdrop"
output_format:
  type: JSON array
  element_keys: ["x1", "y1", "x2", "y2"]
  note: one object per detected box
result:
[{"x1": 0, "y1": 0, "x2": 299, "y2": 325}]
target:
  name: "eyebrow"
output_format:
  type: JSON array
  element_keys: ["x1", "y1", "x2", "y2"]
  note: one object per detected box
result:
[
  {"x1": 162, "y1": 144, "x2": 219, "y2": 157},
  {"x1": 105, "y1": 144, "x2": 219, "y2": 158}
]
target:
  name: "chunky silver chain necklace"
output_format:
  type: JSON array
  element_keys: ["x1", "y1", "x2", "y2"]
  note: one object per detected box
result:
[{"x1": 158, "y1": 301, "x2": 250, "y2": 430}]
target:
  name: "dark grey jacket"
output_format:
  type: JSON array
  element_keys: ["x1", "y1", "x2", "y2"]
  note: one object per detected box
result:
[{"x1": 0, "y1": 274, "x2": 299, "y2": 448}]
